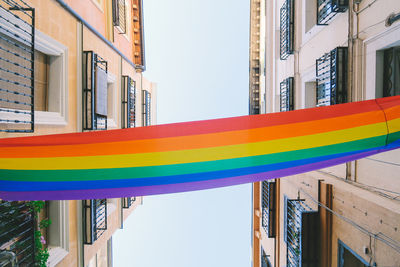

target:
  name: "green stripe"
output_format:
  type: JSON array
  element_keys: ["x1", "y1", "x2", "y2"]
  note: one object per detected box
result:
[{"x1": 0, "y1": 135, "x2": 387, "y2": 181}]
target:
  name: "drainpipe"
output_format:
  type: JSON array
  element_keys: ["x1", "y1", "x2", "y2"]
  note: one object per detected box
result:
[{"x1": 346, "y1": 0, "x2": 355, "y2": 180}]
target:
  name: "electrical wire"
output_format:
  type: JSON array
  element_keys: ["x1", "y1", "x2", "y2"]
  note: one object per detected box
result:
[{"x1": 287, "y1": 179, "x2": 400, "y2": 254}]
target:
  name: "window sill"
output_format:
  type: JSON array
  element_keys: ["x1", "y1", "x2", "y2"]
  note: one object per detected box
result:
[
  {"x1": 48, "y1": 247, "x2": 69, "y2": 267},
  {"x1": 35, "y1": 111, "x2": 67, "y2": 126}
]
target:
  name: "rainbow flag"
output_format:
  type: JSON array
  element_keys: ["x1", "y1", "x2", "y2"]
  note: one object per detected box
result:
[{"x1": 1, "y1": 96, "x2": 399, "y2": 200}]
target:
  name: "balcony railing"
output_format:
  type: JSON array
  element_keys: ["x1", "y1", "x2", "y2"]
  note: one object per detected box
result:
[
  {"x1": 83, "y1": 199, "x2": 107, "y2": 245},
  {"x1": 316, "y1": 47, "x2": 348, "y2": 107},
  {"x1": 261, "y1": 247, "x2": 272, "y2": 267},
  {"x1": 0, "y1": 0, "x2": 35, "y2": 132},
  {"x1": 317, "y1": 0, "x2": 348, "y2": 25},
  {"x1": 142, "y1": 90, "x2": 151, "y2": 126},
  {"x1": 122, "y1": 75, "x2": 136, "y2": 128},
  {"x1": 262, "y1": 181, "x2": 276, "y2": 238},
  {"x1": 122, "y1": 197, "x2": 136, "y2": 209},
  {"x1": 280, "y1": 77, "x2": 294, "y2": 111},
  {"x1": 280, "y1": 0, "x2": 294, "y2": 60},
  {"x1": 82, "y1": 51, "x2": 108, "y2": 131},
  {"x1": 0, "y1": 201, "x2": 35, "y2": 266},
  {"x1": 285, "y1": 198, "x2": 318, "y2": 267}
]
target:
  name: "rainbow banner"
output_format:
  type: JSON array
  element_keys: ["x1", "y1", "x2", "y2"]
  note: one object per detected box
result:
[{"x1": 0, "y1": 96, "x2": 400, "y2": 200}]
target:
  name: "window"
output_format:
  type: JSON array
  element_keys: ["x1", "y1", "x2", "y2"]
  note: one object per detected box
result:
[
  {"x1": 112, "y1": 0, "x2": 126, "y2": 33},
  {"x1": 376, "y1": 46, "x2": 400, "y2": 98},
  {"x1": 83, "y1": 199, "x2": 107, "y2": 245},
  {"x1": 0, "y1": 3, "x2": 34, "y2": 132},
  {"x1": 317, "y1": 0, "x2": 348, "y2": 25},
  {"x1": 316, "y1": 47, "x2": 348, "y2": 107},
  {"x1": 261, "y1": 247, "x2": 272, "y2": 267},
  {"x1": 262, "y1": 180, "x2": 276, "y2": 238},
  {"x1": 280, "y1": 0, "x2": 294, "y2": 60},
  {"x1": 121, "y1": 76, "x2": 136, "y2": 128},
  {"x1": 82, "y1": 51, "x2": 108, "y2": 131},
  {"x1": 122, "y1": 197, "x2": 136, "y2": 209},
  {"x1": 142, "y1": 89, "x2": 151, "y2": 126},
  {"x1": 284, "y1": 197, "x2": 319, "y2": 267},
  {"x1": 280, "y1": 77, "x2": 294, "y2": 111},
  {"x1": 338, "y1": 240, "x2": 368, "y2": 267}
]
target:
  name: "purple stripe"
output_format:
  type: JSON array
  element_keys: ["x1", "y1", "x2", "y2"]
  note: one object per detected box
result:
[{"x1": 0, "y1": 148, "x2": 383, "y2": 201}]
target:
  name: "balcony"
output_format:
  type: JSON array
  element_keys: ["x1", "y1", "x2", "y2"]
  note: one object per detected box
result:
[
  {"x1": 82, "y1": 51, "x2": 108, "y2": 131},
  {"x1": 0, "y1": 0, "x2": 35, "y2": 132},
  {"x1": 285, "y1": 198, "x2": 318, "y2": 267},
  {"x1": 83, "y1": 199, "x2": 107, "y2": 245},
  {"x1": 280, "y1": 77, "x2": 294, "y2": 111},
  {"x1": 280, "y1": 0, "x2": 294, "y2": 60},
  {"x1": 317, "y1": 0, "x2": 348, "y2": 25},
  {"x1": 122, "y1": 76, "x2": 136, "y2": 128},
  {"x1": 262, "y1": 181, "x2": 276, "y2": 238},
  {"x1": 122, "y1": 197, "x2": 136, "y2": 209},
  {"x1": 142, "y1": 90, "x2": 151, "y2": 126},
  {"x1": 316, "y1": 47, "x2": 348, "y2": 107},
  {"x1": 0, "y1": 201, "x2": 35, "y2": 266}
]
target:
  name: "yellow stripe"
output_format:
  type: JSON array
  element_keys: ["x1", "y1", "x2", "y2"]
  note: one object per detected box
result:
[
  {"x1": 0, "y1": 122, "x2": 387, "y2": 170},
  {"x1": 387, "y1": 118, "x2": 400, "y2": 134}
]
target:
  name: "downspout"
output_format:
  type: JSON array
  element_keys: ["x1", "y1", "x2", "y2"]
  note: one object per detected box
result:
[{"x1": 346, "y1": 0, "x2": 354, "y2": 180}]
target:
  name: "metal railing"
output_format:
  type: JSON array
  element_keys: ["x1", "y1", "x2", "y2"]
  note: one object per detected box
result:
[
  {"x1": 0, "y1": 201, "x2": 35, "y2": 266},
  {"x1": 316, "y1": 47, "x2": 348, "y2": 107},
  {"x1": 121, "y1": 76, "x2": 136, "y2": 128},
  {"x1": 0, "y1": 0, "x2": 35, "y2": 132},
  {"x1": 280, "y1": 77, "x2": 294, "y2": 111},
  {"x1": 317, "y1": 0, "x2": 348, "y2": 25},
  {"x1": 280, "y1": 0, "x2": 294, "y2": 60},
  {"x1": 286, "y1": 199, "x2": 317, "y2": 267},
  {"x1": 262, "y1": 181, "x2": 276, "y2": 238},
  {"x1": 83, "y1": 199, "x2": 107, "y2": 245},
  {"x1": 82, "y1": 51, "x2": 108, "y2": 131},
  {"x1": 142, "y1": 90, "x2": 151, "y2": 126},
  {"x1": 122, "y1": 197, "x2": 136, "y2": 209},
  {"x1": 261, "y1": 246, "x2": 271, "y2": 267}
]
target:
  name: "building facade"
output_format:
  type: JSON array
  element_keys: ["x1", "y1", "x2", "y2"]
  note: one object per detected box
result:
[
  {"x1": 250, "y1": 0, "x2": 400, "y2": 266},
  {"x1": 0, "y1": 0, "x2": 156, "y2": 266}
]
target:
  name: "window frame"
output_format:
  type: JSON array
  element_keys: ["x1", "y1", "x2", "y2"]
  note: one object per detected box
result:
[
  {"x1": 280, "y1": 77, "x2": 294, "y2": 111},
  {"x1": 280, "y1": 0, "x2": 294, "y2": 60},
  {"x1": 262, "y1": 180, "x2": 276, "y2": 238}
]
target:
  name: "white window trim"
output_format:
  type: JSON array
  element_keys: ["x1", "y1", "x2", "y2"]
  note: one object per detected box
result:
[
  {"x1": 107, "y1": 72, "x2": 118, "y2": 128},
  {"x1": 47, "y1": 201, "x2": 69, "y2": 267},
  {"x1": 363, "y1": 23, "x2": 400, "y2": 100},
  {"x1": 0, "y1": 10, "x2": 68, "y2": 126}
]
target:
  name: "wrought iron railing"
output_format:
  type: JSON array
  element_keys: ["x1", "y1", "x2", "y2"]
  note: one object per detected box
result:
[
  {"x1": 122, "y1": 197, "x2": 136, "y2": 209},
  {"x1": 280, "y1": 77, "x2": 294, "y2": 111},
  {"x1": 83, "y1": 199, "x2": 107, "y2": 245},
  {"x1": 262, "y1": 180, "x2": 276, "y2": 238},
  {"x1": 317, "y1": 0, "x2": 348, "y2": 25},
  {"x1": 316, "y1": 47, "x2": 348, "y2": 107},
  {"x1": 142, "y1": 89, "x2": 151, "y2": 126},
  {"x1": 285, "y1": 198, "x2": 318, "y2": 267},
  {"x1": 0, "y1": 201, "x2": 35, "y2": 266},
  {"x1": 280, "y1": 0, "x2": 294, "y2": 60},
  {"x1": 382, "y1": 47, "x2": 400, "y2": 97},
  {"x1": 82, "y1": 51, "x2": 108, "y2": 131},
  {"x1": 122, "y1": 75, "x2": 136, "y2": 128},
  {"x1": 0, "y1": 0, "x2": 35, "y2": 132}
]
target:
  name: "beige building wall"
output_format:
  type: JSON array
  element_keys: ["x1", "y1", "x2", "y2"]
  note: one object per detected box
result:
[
  {"x1": 0, "y1": 1, "x2": 155, "y2": 266},
  {"x1": 251, "y1": 0, "x2": 400, "y2": 266}
]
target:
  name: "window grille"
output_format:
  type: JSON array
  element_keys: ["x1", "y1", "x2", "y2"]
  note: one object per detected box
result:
[
  {"x1": 82, "y1": 51, "x2": 108, "y2": 130},
  {"x1": 112, "y1": 0, "x2": 126, "y2": 33},
  {"x1": 316, "y1": 47, "x2": 348, "y2": 107},
  {"x1": 261, "y1": 247, "x2": 272, "y2": 267},
  {"x1": 142, "y1": 90, "x2": 151, "y2": 126},
  {"x1": 317, "y1": 0, "x2": 348, "y2": 25},
  {"x1": 382, "y1": 47, "x2": 400, "y2": 97},
  {"x1": 122, "y1": 76, "x2": 136, "y2": 128},
  {"x1": 262, "y1": 180, "x2": 276, "y2": 238},
  {"x1": 280, "y1": 0, "x2": 294, "y2": 60},
  {"x1": 280, "y1": 77, "x2": 294, "y2": 111},
  {"x1": 122, "y1": 197, "x2": 136, "y2": 209},
  {"x1": 83, "y1": 199, "x2": 107, "y2": 245},
  {"x1": 0, "y1": 201, "x2": 35, "y2": 266},
  {"x1": 285, "y1": 198, "x2": 319, "y2": 267},
  {"x1": 0, "y1": 0, "x2": 35, "y2": 132}
]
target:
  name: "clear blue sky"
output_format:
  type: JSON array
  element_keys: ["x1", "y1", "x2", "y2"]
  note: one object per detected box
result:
[{"x1": 113, "y1": 1, "x2": 251, "y2": 266}]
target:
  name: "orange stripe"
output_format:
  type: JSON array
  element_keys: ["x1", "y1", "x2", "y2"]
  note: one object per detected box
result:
[{"x1": 0, "y1": 110, "x2": 385, "y2": 158}]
